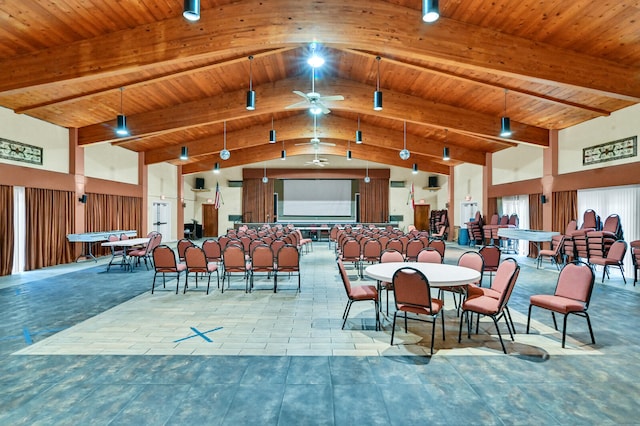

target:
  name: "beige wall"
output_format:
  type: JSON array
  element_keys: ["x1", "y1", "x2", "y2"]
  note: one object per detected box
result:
[
  {"x1": 559, "y1": 103, "x2": 640, "y2": 174},
  {"x1": 453, "y1": 163, "x2": 483, "y2": 227},
  {"x1": 492, "y1": 143, "x2": 544, "y2": 185},
  {"x1": 0, "y1": 106, "x2": 69, "y2": 174},
  {"x1": 84, "y1": 143, "x2": 139, "y2": 184}
]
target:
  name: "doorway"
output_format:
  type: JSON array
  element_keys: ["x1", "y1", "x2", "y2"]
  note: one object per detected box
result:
[
  {"x1": 152, "y1": 202, "x2": 171, "y2": 238},
  {"x1": 202, "y1": 204, "x2": 219, "y2": 237},
  {"x1": 413, "y1": 204, "x2": 430, "y2": 232}
]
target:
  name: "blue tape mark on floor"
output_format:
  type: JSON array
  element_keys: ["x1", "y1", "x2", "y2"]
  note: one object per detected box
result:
[
  {"x1": 0, "y1": 327, "x2": 67, "y2": 344},
  {"x1": 174, "y1": 326, "x2": 223, "y2": 343},
  {"x1": 22, "y1": 327, "x2": 33, "y2": 344}
]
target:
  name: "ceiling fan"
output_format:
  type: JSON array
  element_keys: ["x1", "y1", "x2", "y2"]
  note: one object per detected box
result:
[
  {"x1": 305, "y1": 151, "x2": 329, "y2": 167},
  {"x1": 295, "y1": 115, "x2": 336, "y2": 148},
  {"x1": 285, "y1": 68, "x2": 344, "y2": 114}
]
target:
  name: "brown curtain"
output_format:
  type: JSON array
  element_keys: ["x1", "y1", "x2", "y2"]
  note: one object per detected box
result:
[
  {"x1": 552, "y1": 190, "x2": 578, "y2": 233},
  {"x1": 360, "y1": 178, "x2": 389, "y2": 223},
  {"x1": 242, "y1": 178, "x2": 274, "y2": 223},
  {"x1": 85, "y1": 193, "x2": 143, "y2": 257},
  {"x1": 487, "y1": 197, "x2": 498, "y2": 217},
  {"x1": 25, "y1": 188, "x2": 75, "y2": 270},
  {"x1": 0, "y1": 185, "x2": 14, "y2": 276},
  {"x1": 528, "y1": 193, "x2": 543, "y2": 257}
]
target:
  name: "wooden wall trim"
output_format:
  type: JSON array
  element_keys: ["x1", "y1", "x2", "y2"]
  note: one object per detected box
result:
[
  {"x1": 552, "y1": 162, "x2": 640, "y2": 192},
  {"x1": 0, "y1": 163, "x2": 75, "y2": 191},
  {"x1": 85, "y1": 177, "x2": 142, "y2": 197},
  {"x1": 242, "y1": 168, "x2": 390, "y2": 179},
  {"x1": 488, "y1": 178, "x2": 543, "y2": 198}
]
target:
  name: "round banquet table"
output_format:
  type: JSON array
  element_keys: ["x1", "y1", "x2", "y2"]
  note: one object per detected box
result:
[{"x1": 364, "y1": 262, "x2": 481, "y2": 287}]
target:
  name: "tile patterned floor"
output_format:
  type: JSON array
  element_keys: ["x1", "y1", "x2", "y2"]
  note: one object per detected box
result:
[{"x1": 1, "y1": 241, "x2": 639, "y2": 424}]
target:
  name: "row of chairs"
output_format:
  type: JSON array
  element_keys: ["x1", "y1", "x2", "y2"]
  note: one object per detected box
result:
[
  {"x1": 151, "y1": 240, "x2": 300, "y2": 295},
  {"x1": 106, "y1": 231, "x2": 162, "y2": 272}
]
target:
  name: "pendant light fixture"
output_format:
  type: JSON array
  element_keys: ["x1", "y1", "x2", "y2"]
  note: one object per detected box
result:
[
  {"x1": 115, "y1": 87, "x2": 129, "y2": 137},
  {"x1": 213, "y1": 162, "x2": 220, "y2": 174},
  {"x1": 412, "y1": 163, "x2": 418, "y2": 174},
  {"x1": 500, "y1": 89, "x2": 512, "y2": 138},
  {"x1": 422, "y1": 0, "x2": 440, "y2": 23},
  {"x1": 346, "y1": 139, "x2": 352, "y2": 160},
  {"x1": 183, "y1": 0, "x2": 200, "y2": 22},
  {"x1": 443, "y1": 128, "x2": 451, "y2": 160},
  {"x1": 355, "y1": 116, "x2": 363, "y2": 144},
  {"x1": 180, "y1": 146, "x2": 188, "y2": 160},
  {"x1": 262, "y1": 162, "x2": 268, "y2": 183},
  {"x1": 364, "y1": 162, "x2": 371, "y2": 183},
  {"x1": 399, "y1": 121, "x2": 410, "y2": 160},
  {"x1": 269, "y1": 116, "x2": 276, "y2": 143},
  {"x1": 246, "y1": 55, "x2": 256, "y2": 111},
  {"x1": 373, "y1": 56, "x2": 383, "y2": 111},
  {"x1": 281, "y1": 139, "x2": 286, "y2": 160},
  {"x1": 220, "y1": 121, "x2": 231, "y2": 160}
]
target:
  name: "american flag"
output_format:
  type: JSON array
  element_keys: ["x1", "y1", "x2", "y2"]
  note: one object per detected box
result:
[
  {"x1": 214, "y1": 182, "x2": 223, "y2": 209},
  {"x1": 408, "y1": 182, "x2": 415, "y2": 210}
]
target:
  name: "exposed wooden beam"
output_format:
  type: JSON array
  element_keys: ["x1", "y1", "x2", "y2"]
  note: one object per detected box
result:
[
  {"x1": 1, "y1": 0, "x2": 637, "y2": 101},
  {"x1": 82, "y1": 77, "x2": 547, "y2": 146},
  {"x1": 13, "y1": 47, "x2": 296, "y2": 114},
  {"x1": 181, "y1": 140, "x2": 451, "y2": 175},
  {"x1": 145, "y1": 114, "x2": 487, "y2": 165},
  {"x1": 341, "y1": 48, "x2": 612, "y2": 118}
]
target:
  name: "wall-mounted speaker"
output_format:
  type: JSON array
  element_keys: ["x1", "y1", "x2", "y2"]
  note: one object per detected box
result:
[
  {"x1": 541, "y1": 195, "x2": 547, "y2": 204},
  {"x1": 428, "y1": 176, "x2": 438, "y2": 188},
  {"x1": 194, "y1": 177, "x2": 205, "y2": 189},
  {"x1": 79, "y1": 194, "x2": 87, "y2": 203}
]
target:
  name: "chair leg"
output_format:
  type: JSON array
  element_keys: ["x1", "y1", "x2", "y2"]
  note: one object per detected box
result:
[
  {"x1": 430, "y1": 315, "x2": 436, "y2": 355},
  {"x1": 551, "y1": 312, "x2": 559, "y2": 330},
  {"x1": 492, "y1": 316, "x2": 507, "y2": 354},
  {"x1": 458, "y1": 310, "x2": 466, "y2": 343},
  {"x1": 390, "y1": 311, "x2": 398, "y2": 345},
  {"x1": 526, "y1": 305, "x2": 533, "y2": 334},
  {"x1": 440, "y1": 311, "x2": 445, "y2": 341},
  {"x1": 584, "y1": 312, "x2": 596, "y2": 345},
  {"x1": 505, "y1": 306, "x2": 516, "y2": 334},
  {"x1": 342, "y1": 300, "x2": 353, "y2": 329}
]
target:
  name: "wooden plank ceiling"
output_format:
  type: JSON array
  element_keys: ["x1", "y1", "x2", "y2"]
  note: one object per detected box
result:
[{"x1": 0, "y1": 0, "x2": 638, "y2": 176}]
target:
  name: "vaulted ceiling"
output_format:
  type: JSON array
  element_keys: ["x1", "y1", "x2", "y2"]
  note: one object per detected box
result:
[{"x1": 1, "y1": 0, "x2": 638, "y2": 175}]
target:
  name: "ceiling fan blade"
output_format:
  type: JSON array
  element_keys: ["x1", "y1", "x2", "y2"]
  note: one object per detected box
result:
[
  {"x1": 293, "y1": 90, "x2": 309, "y2": 99},
  {"x1": 319, "y1": 95, "x2": 344, "y2": 101},
  {"x1": 285, "y1": 100, "x2": 309, "y2": 109},
  {"x1": 319, "y1": 103, "x2": 331, "y2": 114},
  {"x1": 319, "y1": 142, "x2": 336, "y2": 147},
  {"x1": 295, "y1": 142, "x2": 311, "y2": 146}
]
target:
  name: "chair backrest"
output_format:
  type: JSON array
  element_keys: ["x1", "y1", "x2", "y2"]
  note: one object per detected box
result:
[
  {"x1": 202, "y1": 239, "x2": 222, "y2": 261},
  {"x1": 555, "y1": 261, "x2": 595, "y2": 307},
  {"x1": 499, "y1": 215, "x2": 509, "y2": 225},
  {"x1": 108, "y1": 234, "x2": 118, "y2": 242},
  {"x1": 551, "y1": 234, "x2": 565, "y2": 250},
  {"x1": 277, "y1": 245, "x2": 299, "y2": 269},
  {"x1": 249, "y1": 239, "x2": 264, "y2": 254},
  {"x1": 508, "y1": 214, "x2": 519, "y2": 227},
  {"x1": 342, "y1": 239, "x2": 360, "y2": 258},
  {"x1": 490, "y1": 258, "x2": 519, "y2": 296},
  {"x1": 177, "y1": 238, "x2": 194, "y2": 260},
  {"x1": 270, "y1": 239, "x2": 285, "y2": 257},
  {"x1": 330, "y1": 226, "x2": 339, "y2": 241},
  {"x1": 337, "y1": 259, "x2": 352, "y2": 296},
  {"x1": 362, "y1": 239, "x2": 382, "y2": 259},
  {"x1": 582, "y1": 209, "x2": 598, "y2": 229},
  {"x1": 153, "y1": 245, "x2": 178, "y2": 270},
  {"x1": 405, "y1": 239, "x2": 424, "y2": 260},
  {"x1": 240, "y1": 236, "x2": 251, "y2": 252},
  {"x1": 385, "y1": 238, "x2": 404, "y2": 253},
  {"x1": 457, "y1": 251, "x2": 484, "y2": 285},
  {"x1": 607, "y1": 240, "x2": 627, "y2": 262},
  {"x1": 489, "y1": 214, "x2": 499, "y2": 225},
  {"x1": 223, "y1": 245, "x2": 246, "y2": 269},
  {"x1": 218, "y1": 236, "x2": 230, "y2": 251},
  {"x1": 392, "y1": 267, "x2": 434, "y2": 310},
  {"x1": 378, "y1": 235, "x2": 390, "y2": 248},
  {"x1": 252, "y1": 244, "x2": 274, "y2": 268},
  {"x1": 146, "y1": 232, "x2": 162, "y2": 253},
  {"x1": 380, "y1": 249, "x2": 404, "y2": 263},
  {"x1": 185, "y1": 246, "x2": 207, "y2": 269},
  {"x1": 417, "y1": 248, "x2": 442, "y2": 264},
  {"x1": 631, "y1": 240, "x2": 640, "y2": 268},
  {"x1": 427, "y1": 239, "x2": 445, "y2": 260},
  {"x1": 479, "y1": 245, "x2": 501, "y2": 270},
  {"x1": 564, "y1": 220, "x2": 577, "y2": 234}
]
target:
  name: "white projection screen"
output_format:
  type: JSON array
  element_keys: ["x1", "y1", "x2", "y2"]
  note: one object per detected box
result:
[{"x1": 282, "y1": 180, "x2": 352, "y2": 216}]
